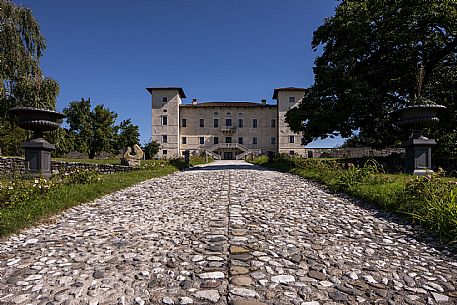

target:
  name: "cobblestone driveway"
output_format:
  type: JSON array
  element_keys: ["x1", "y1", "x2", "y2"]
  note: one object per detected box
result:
[{"x1": 1, "y1": 160, "x2": 456, "y2": 305}]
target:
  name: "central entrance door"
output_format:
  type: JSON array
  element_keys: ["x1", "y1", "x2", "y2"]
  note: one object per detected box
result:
[{"x1": 223, "y1": 152, "x2": 234, "y2": 160}]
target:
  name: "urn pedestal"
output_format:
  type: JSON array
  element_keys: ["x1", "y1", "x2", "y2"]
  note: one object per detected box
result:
[
  {"x1": 403, "y1": 138, "x2": 435, "y2": 175},
  {"x1": 391, "y1": 104, "x2": 446, "y2": 175},
  {"x1": 9, "y1": 107, "x2": 65, "y2": 177},
  {"x1": 22, "y1": 138, "x2": 55, "y2": 176}
]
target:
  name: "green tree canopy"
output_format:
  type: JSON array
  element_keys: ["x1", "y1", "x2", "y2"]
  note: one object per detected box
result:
[
  {"x1": 143, "y1": 140, "x2": 160, "y2": 160},
  {"x1": 286, "y1": 0, "x2": 457, "y2": 156},
  {"x1": 64, "y1": 98, "x2": 118, "y2": 159},
  {"x1": 0, "y1": 0, "x2": 59, "y2": 112},
  {"x1": 63, "y1": 98, "x2": 141, "y2": 159},
  {"x1": 0, "y1": 0, "x2": 60, "y2": 156},
  {"x1": 115, "y1": 119, "x2": 140, "y2": 151}
]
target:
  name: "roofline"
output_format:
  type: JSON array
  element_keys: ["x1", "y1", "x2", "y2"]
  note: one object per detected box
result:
[
  {"x1": 272, "y1": 87, "x2": 307, "y2": 99},
  {"x1": 146, "y1": 87, "x2": 186, "y2": 98},
  {"x1": 180, "y1": 103, "x2": 277, "y2": 108}
]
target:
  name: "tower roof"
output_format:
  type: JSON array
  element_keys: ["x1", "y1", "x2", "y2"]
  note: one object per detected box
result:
[
  {"x1": 146, "y1": 87, "x2": 186, "y2": 98},
  {"x1": 272, "y1": 87, "x2": 307, "y2": 99}
]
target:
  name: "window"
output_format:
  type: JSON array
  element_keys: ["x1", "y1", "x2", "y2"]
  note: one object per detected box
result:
[
  {"x1": 289, "y1": 96, "x2": 295, "y2": 103},
  {"x1": 163, "y1": 150, "x2": 167, "y2": 155},
  {"x1": 200, "y1": 119, "x2": 205, "y2": 128},
  {"x1": 181, "y1": 118, "x2": 187, "y2": 127},
  {"x1": 162, "y1": 135, "x2": 168, "y2": 143},
  {"x1": 308, "y1": 151, "x2": 314, "y2": 158},
  {"x1": 271, "y1": 119, "x2": 276, "y2": 128},
  {"x1": 214, "y1": 118, "x2": 219, "y2": 128},
  {"x1": 225, "y1": 137, "x2": 232, "y2": 143},
  {"x1": 226, "y1": 118, "x2": 232, "y2": 126},
  {"x1": 199, "y1": 137, "x2": 205, "y2": 144},
  {"x1": 238, "y1": 119, "x2": 243, "y2": 128},
  {"x1": 290, "y1": 151, "x2": 295, "y2": 155},
  {"x1": 271, "y1": 137, "x2": 276, "y2": 145},
  {"x1": 162, "y1": 97, "x2": 168, "y2": 103},
  {"x1": 182, "y1": 137, "x2": 187, "y2": 144},
  {"x1": 253, "y1": 137, "x2": 258, "y2": 145},
  {"x1": 252, "y1": 119, "x2": 258, "y2": 128},
  {"x1": 289, "y1": 136, "x2": 295, "y2": 143},
  {"x1": 238, "y1": 137, "x2": 243, "y2": 145},
  {"x1": 214, "y1": 137, "x2": 219, "y2": 144},
  {"x1": 162, "y1": 116, "x2": 168, "y2": 126}
]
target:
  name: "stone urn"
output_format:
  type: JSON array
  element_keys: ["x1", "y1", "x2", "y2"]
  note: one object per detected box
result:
[
  {"x1": 391, "y1": 104, "x2": 446, "y2": 175},
  {"x1": 9, "y1": 107, "x2": 65, "y2": 177}
]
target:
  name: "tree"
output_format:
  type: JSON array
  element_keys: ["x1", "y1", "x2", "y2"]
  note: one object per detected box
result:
[
  {"x1": 340, "y1": 134, "x2": 366, "y2": 148},
  {"x1": 1, "y1": 0, "x2": 44, "y2": 111},
  {"x1": 115, "y1": 119, "x2": 140, "y2": 151},
  {"x1": 64, "y1": 98, "x2": 118, "y2": 159},
  {"x1": 143, "y1": 140, "x2": 160, "y2": 160},
  {"x1": 44, "y1": 128, "x2": 76, "y2": 157},
  {"x1": 0, "y1": 0, "x2": 60, "y2": 155},
  {"x1": 286, "y1": 0, "x2": 457, "y2": 156}
]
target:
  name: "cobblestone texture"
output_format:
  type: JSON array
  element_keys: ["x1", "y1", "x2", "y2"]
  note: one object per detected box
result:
[{"x1": 0, "y1": 160, "x2": 456, "y2": 305}]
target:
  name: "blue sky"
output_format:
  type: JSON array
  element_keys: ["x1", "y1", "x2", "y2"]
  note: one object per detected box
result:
[{"x1": 16, "y1": 0, "x2": 344, "y2": 148}]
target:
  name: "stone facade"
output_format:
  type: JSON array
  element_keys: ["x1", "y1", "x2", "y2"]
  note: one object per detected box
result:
[
  {"x1": 148, "y1": 87, "x2": 308, "y2": 159},
  {"x1": 0, "y1": 157, "x2": 132, "y2": 178}
]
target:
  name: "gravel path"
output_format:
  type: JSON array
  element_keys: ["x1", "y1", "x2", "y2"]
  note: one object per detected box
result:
[{"x1": 0, "y1": 160, "x2": 456, "y2": 305}]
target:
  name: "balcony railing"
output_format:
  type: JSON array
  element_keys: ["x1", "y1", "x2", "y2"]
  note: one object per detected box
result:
[{"x1": 220, "y1": 126, "x2": 237, "y2": 133}]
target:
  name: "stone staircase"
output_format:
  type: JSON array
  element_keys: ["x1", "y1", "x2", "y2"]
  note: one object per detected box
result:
[{"x1": 203, "y1": 143, "x2": 260, "y2": 160}]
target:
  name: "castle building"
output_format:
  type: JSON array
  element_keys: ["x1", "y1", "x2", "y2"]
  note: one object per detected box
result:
[{"x1": 147, "y1": 87, "x2": 307, "y2": 159}]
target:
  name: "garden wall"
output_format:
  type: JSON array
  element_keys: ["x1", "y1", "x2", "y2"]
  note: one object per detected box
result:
[
  {"x1": 305, "y1": 147, "x2": 405, "y2": 159},
  {"x1": 0, "y1": 157, "x2": 132, "y2": 178}
]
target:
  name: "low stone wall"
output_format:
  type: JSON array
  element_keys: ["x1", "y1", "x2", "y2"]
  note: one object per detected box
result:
[
  {"x1": 0, "y1": 157, "x2": 25, "y2": 177},
  {"x1": 51, "y1": 161, "x2": 133, "y2": 175},
  {"x1": 305, "y1": 147, "x2": 405, "y2": 159},
  {"x1": 0, "y1": 157, "x2": 133, "y2": 178}
]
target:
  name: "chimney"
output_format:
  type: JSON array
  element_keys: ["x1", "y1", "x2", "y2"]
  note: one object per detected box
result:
[
  {"x1": 192, "y1": 98, "x2": 198, "y2": 105},
  {"x1": 261, "y1": 99, "x2": 267, "y2": 105}
]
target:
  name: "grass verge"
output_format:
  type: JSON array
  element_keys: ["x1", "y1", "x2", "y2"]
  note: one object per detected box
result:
[
  {"x1": 252, "y1": 155, "x2": 457, "y2": 247},
  {"x1": 0, "y1": 157, "x2": 211, "y2": 237}
]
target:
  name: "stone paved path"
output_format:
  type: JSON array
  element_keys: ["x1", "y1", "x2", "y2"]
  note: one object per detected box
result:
[{"x1": 1, "y1": 160, "x2": 456, "y2": 305}]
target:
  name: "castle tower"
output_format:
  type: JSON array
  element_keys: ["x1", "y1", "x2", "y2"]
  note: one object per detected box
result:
[
  {"x1": 273, "y1": 87, "x2": 307, "y2": 156},
  {"x1": 146, "y1": 87, "x2": 186, "y2": 158}
]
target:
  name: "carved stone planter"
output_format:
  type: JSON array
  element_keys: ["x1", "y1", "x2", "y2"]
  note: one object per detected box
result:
[
  {"x1": 9, "y1": 107, "x2": 65, "y2": 177},
  {"x1": 391, "y1": 104, "x2": 446, "y2": 175}
]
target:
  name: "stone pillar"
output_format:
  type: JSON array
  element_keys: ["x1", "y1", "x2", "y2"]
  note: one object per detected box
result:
[
  {"x1": 184, "y1": 150, "x2": 190, "y2": 165},
  {"x1": 268, "y1": 151, "x2": 274, "y2": 163}
]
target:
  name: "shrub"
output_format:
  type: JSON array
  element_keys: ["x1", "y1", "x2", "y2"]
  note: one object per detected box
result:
[
  {"x1": 402, "y1": 171, "x2": 457, "y2": 242},
  {"x1": 58, "y1": 169, "x2": 101, "y2": 184},
  {"x1": 0, "y1": 169, "x2": 101, "y2": 208},
  {"x1": 0, "y1": 178, "x2": 54, "y2": 207}
]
